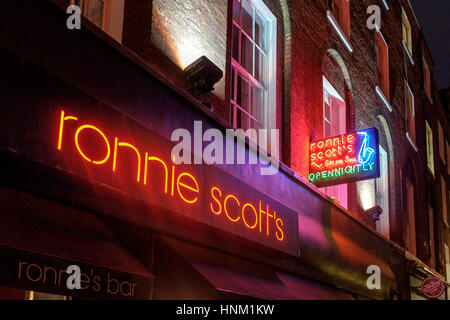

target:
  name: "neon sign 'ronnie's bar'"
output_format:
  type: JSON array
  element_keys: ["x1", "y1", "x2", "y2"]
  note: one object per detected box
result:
[{"x1": 308, "y1": 128, "x2": 380, "y2": 187}]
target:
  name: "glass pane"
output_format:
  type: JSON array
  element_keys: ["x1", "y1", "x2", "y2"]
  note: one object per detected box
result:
[
  {"x1": 241, "y1": 0, "x2": 253, "y2": 38},
  {"x1": 233, "y1": 0, "x2": 240, "y2": 23},
  {"x1": 255, "y1": 12, "x2": 266, "y2": 51},
  {"x1": 324, "y1": 94, "x2": 331, "y2": 122},
  {"x1": 255, "y1": 48, "x2": 265, "y2": 85},
  {"x1": 232, "y1": 24, "x2": 239, "y2": 61},
  {"x1": 251, "y1": 85, "x2": 263, "y2": 122},
  {"x1": 240, "y1": 77, "x2": 250, "y2": 113},
  {"x1": 331, "y1": 102, "x2": 341, "y2": 135},
  {"x1": 324, "y1": 121, "x2": 331, "y2": 138},
  {"x1": 236, "y1": 107, "x2": 242, "y2": 128},
  {"x1": 85, "y1": 0, "x2": 104, "y2": 28},
  {"x1": 237, "y1": 75, "x2": 242, "y2": 107},
  {"x1": 231, "y1": 68, "x2": 236, "y2": 102},
  {"x1": 240, "y1": 33, "x2": 253, "y2": 75}
]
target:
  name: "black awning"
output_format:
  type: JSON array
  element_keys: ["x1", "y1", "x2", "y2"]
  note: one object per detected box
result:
[
  {"x1": 0, "y1": 184, "x2": 154, "y2": 280},
  {"x1": 160, "y1": 236, "x2": 353, "y2": 300}
]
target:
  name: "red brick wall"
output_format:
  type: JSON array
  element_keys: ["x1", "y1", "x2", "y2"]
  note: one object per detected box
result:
[{"x1": 118, "y1": 0, "x2": 450, "y2": 264}]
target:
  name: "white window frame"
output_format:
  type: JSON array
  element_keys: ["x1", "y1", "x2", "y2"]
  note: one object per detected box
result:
[
  {"x1": 230, "y1": 0, "x2": 277, "y2": 147},
  {"x1": 405, "y1": 80, "x2": 417, "y2": 151},
  {"x1": 402, "y1": 7, "x2": 414, "y2": 65},
  {"x1": 326, "y1": 2, "x2": 353, "y2": 53},
  {"x1": 322, "y1": 76, "x2": 348, "y2": 209}
]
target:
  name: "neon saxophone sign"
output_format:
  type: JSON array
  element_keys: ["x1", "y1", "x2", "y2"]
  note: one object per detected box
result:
[
  {"x1": 56, "y1": 110, "x2": 286, "y2": 242},
  {"x1": 308, "y1": 128, "x2": 380, "y2": 187}
]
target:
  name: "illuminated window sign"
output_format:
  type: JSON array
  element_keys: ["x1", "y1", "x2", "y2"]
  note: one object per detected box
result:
[{"x1": 309, "y1": 128, "x2": 380, "y2": 187}]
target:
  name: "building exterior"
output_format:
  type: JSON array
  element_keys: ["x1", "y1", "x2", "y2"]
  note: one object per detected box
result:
[{"x1": 0, "y1": 0, "x2": 448, "y2": 300}]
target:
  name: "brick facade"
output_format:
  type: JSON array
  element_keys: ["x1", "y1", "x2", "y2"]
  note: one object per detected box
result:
[
  {"x1": 117, "y1": 0, "x2": 450, "y2": 279},
  {"x1": 54, "y1": 0, "x2": 450, "y2": 295}
]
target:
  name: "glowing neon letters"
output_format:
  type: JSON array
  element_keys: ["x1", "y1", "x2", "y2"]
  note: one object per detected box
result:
[
  {"x1": 309, "y1": 128, "x2": 380, "y2": 187},
  {"x1": 56, "y1": 110, "x2": 286, "y2": 243}
]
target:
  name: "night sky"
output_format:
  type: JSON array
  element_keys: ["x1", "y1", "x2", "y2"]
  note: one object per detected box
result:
[{"x1": 410, "y1": 0, "x2": 449, "y2": 90}]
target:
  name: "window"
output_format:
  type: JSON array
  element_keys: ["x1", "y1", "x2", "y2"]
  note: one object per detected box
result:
[
  {"x1": 69, "y1": 0, "x2": 124, "y2": 43},
  {"x1": 426, "y1": 121, "x2": 435, "y2": 175},
  {"x1": 438, "y1": 122, "x2": 445, "y2": 163},
  {"x1": 405, "y1": 177, "x2": 417, "y2": 255},
  {"x1": 231, "y1": 0, "x2": 276, "y2": 141},
  {"x1": 445, "y1": 244, "x2": 450, "y2": 297},
  {"x1": 402, "y1": 7, "x2": 414, "y2": 64},
  {"x1": 327, "y1": 0, "x2": 352, "y2": 52},
  {"x1": 322, "y1": 77, "x2": 348, "y2": 209},
  {"x1": 405, "y1": 81, "x2": 416, "y2": 150},
  {"x1": 330, "y1": 0, "x2": 350, "y2": 39},
  {"x1": 376, "y1": 31, "x2": 390, "y2": 109},
  {"x1": 442, "y1": 176, "x2": 448, "y2": 227},
  {"x1": 423, "y1": 57, "x2": 433, "y2": 103},
  {"x1": 376, "y1": 145, "x2": 390, "y2": 238}
]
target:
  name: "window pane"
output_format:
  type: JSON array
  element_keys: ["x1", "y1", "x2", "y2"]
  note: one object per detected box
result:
[
  {"x1": 231, "y1": 68, "x2": 236, "y2": 102},
  {"x1": 233, "y1": 0, "x2": 240, "y2": 23},
  {"x1": 236, "y1": 107, "x2": 243, "y2": 128},
  {"x1": 252, "y1": 85, "x2": 263, "y2": 122},
  {"x1": 237, "y1": 75, "x2": 242, "y2": 107},
  {"x1": 85, "y1": 0, "x2": 104, "y2": 28},
  {"x1": 236, "y1": 74, "x2": 250, "y2": 113},
  {"x1": 255, "y1": 48, "x2": 265, "y2": 85},
  {"x1": 255, "y1": 12, "x2": 266, "y2": 51},
  {"x1": 325, "y1": 121, "x2": 331, "y2": 138},
  {"x1": 232, "y1": 24, "x2": 240, "y2": 61},
  {"x1": 241, "y1": 0, "x2": 253, "y2": 38},
  {"x1": 240, "y1": 33, "x2": 253, "y2": 75},
  {"x1": 241, "y1": 78, "x2": 250, "y2": 113}
]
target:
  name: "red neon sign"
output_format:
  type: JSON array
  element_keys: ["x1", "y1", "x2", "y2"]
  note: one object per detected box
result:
[{"x1": 56, "y1": 110, "x2": 286, "y2": 242}]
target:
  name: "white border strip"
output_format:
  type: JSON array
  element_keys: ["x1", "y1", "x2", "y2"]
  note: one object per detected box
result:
[
  {"x1": 406, "y1": 132, "x2": 418, "y2": 152},
  {"x1": 327, "y1": 10, "x2": 353, "y2": 53},
  {"x1": 402, "y1": 40, "x2": 415, "y2": 65},
  {"x1": 376, "y1": 86, "x2": 392, "y2": 112}
]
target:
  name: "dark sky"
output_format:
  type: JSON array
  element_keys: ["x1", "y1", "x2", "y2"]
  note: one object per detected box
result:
[{"x1": 410, "y1": 0, "x2": 449, "y2": 90}]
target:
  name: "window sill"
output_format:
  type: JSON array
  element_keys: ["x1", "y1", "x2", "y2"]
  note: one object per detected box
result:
[
  {"x1": 406, "y1": 132, "x2": 418, "y2": 152},
  {"x1": 327, "y1": 10, "x2": 353, "y2": 53},
  {"x1": 402, "y1": 40, "x2": 415, "y2": 65},
  {"x1": 376, "y1": 86, "x2": 392, "y2": 112}
]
